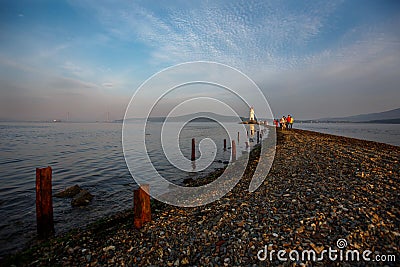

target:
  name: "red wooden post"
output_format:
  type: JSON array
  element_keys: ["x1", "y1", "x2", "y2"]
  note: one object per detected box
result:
[
  {"x1": 36, "y1": 166, "x2": 54, "y2": 238},
  {"x1": 134, "y1": 184, "x2": 151, "y2": 229},
  {"x1": 232, "y1": 140, "x2": 236, "y2": 162},
  {"x1": 224, "y1": 139, "x2": 227, "y2": 151},
  {"x1": 191, "y1": 138, "x2": 195, "y2": 161}
]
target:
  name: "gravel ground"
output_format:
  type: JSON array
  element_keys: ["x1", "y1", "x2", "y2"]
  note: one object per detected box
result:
[{"x1": 3, "y1": 128, "x2": 399, "y2": 266}]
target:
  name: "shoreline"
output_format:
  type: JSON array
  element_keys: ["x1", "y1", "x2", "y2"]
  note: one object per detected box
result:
[{"x1": 3, "y1": 128, "x2": 399, "y2": 266}]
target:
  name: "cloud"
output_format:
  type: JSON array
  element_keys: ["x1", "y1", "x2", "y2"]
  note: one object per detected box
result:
[
  {"x1": 76, "y1": 0, "x2": 341, "y2": 69},
  {"x1": 2, "y1": 1, "x2": 399, "y2": 121},
  {"x1": 256, "y1": 28, "x2": 400, "y2": 119},
  {"x1": 102, "y1": 82, "x2": 113, "y2": 88}
]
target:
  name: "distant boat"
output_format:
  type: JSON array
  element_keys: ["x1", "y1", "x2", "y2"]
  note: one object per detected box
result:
[{"x1": 53, "y1": 119, "x2": 62, "y2": 122}]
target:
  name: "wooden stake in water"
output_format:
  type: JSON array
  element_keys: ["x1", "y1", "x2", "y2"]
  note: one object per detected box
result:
[
  {"x1": 257, "y1": 130, "x2": 260, "y2": 144},
  {"x1": 133, "y1": 184, "x2": 151, "y2": 229},
  {"x1": 224, "y1": 139, "x2": 227, "y2": 151},
  {"x1": 191, "y1": 138, "x2": 195, "y2": 161},
  {"x1": 237, "y1": 132, "x2": 240, "y2": 142},
  {"x1": 36, "y1": 166, "x2": 54, "y2": 238},
  {"x1": 232, "y1": 140, "x2": 236, "y2": 162}
]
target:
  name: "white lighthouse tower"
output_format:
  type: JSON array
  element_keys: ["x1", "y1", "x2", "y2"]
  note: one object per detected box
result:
[{"x1": 249, "y1": 107, "x2": 255, "y2": 122}]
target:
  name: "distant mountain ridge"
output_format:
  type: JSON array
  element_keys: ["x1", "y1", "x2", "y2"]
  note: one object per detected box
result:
[
  {"x1": 124, "y1": 112, "x2": 245, "y2": 123},
  {"x1": 319, "y1": 108, "x2": 400, "y2": 123}
]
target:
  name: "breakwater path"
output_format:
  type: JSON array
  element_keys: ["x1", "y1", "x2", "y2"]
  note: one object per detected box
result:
[{"x1": 5, "y1": 129, "x2": 399, "y2": 266}]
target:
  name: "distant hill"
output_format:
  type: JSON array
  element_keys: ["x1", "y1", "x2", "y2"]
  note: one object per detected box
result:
[
  {"x1": 124, "y1": 112, "x2": 245, "y2": 123},
  {"x1": 364, "y1": 118, "x2": 400, "y2": 124},
  {"x1": 319, "y1": 108, "x2": 400, "y2": 123}
]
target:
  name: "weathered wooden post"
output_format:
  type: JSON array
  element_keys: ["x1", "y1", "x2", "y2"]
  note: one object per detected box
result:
[
  {"x1": 191, "y1": 138, "x2": 195, "y2": 161},
  {"x1": 224, "y1": 139, "x2": 227, "y2": 151},
  {"x1": 237, "y1": 132, "x2": 240, "y2": 142},
  {"x1": 257, "y1": 131, "x2": 260, "y2": 144},
  {"x1": 232, "y1": 140, "x2": 236, "y2": 162},
  {"x1": 134, "y1": 184, "x2": 151, "y2": 229},
  {"x1": 36, "y1": 166, "x2": 54, "y2": 238}
]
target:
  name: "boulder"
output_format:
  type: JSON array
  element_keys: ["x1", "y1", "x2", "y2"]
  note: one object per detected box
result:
[
  {"x1": 54, "y1": 184, "x2": 82, "y2": 198},
  {"x1": 71, "y1": 189, "x2": 93, "y2": 207}
]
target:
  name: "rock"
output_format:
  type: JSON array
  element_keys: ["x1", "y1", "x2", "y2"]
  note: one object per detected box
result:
[
  {"x1": 183, "y1": 178, "x2": 194, "y2": 184},
  {"x1": 54, "y1": 184, "x2": 82, "y2": 198},
  {"x1": 71, "y1": 189, "x2": 93, "y2": 207},
  {"x1": 103, "y1": 245, "x2": 115, "y2": 252}
]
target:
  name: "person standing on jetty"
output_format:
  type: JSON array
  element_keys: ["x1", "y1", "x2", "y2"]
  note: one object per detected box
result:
[
  {"x1": 280, "y1": 116, "x2": 286, "y2": 130},
  {"x1": 289, "y1": 115, "x2": 294, "y2": 129},
  {"x1": 286, "y1": 115, "x2": 291, "y2": 130}
]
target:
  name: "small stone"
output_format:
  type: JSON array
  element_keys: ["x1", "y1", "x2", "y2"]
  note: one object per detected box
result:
[
  {"x1": 103, "y1": 246, "x2": 115, "y2": 252},
  {"x1": 181, "y1": 257, "x2": 189, "y2": 265}
]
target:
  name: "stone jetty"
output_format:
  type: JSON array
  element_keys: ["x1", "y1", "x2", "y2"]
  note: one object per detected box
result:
[{"x1": 4, "y1": 129, "x2": 399, "y2": 266}]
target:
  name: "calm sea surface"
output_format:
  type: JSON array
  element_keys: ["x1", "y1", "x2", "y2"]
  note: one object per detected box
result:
[
  {"x1": 295, "y1": 122, "x2": 400, "y2": 147},
  {"x1": 0, "y1": 121, "x2": 254, "y2": 255}
]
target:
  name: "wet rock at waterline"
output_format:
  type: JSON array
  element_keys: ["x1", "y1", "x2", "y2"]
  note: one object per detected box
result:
[
  {"x1": 54, "y1": 184, "x2": 94, "y2": 207},
  {"x1": 54, "y1": 184, "x2": 82, "y2": 198},
  {"x1": 71, "y1": 189, "x2": 94, "y2": 207}
]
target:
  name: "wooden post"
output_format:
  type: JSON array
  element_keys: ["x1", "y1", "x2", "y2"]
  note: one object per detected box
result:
[
  {"x1": 224, "y1": 139, "x2": 227, "y2": 151},
  {"x1": 237, "y1": 132, "x2": 240, "y2": 142},
  {"x1": 245, "y1": 141, "x2": 249, "y2": 148},
  {"x1": 232, "y1": 140, "x2": 236, "y2": 162},
  {"x1": 134, "y1": 184, "x2": 151, "y2": 229},
  {"x1": 191, "y1": 138, "x2": 195, "y2": 161},
  {"x1": 36, "y1": 166, "x2": 54, "y2": 238},
  {"x1": 257, "y1": 131, "x2": 260, "y2": 144}
]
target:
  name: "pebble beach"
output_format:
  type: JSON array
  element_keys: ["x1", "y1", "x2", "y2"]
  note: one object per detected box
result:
[{"x1": 3, "y1": 128, "x2": 399, "y2": 266}]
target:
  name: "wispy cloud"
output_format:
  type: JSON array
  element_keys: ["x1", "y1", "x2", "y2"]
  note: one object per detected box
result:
[
  {"x1": 1, "y1": 0, "x2": 399, "y2": 120},
  {"x1": 77, "y1": 0, "x2": 341, "y2": 70}
]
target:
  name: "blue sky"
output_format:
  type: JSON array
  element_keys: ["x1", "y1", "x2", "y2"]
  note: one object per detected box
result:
[{"x1": 0, "y1": 0, "x2": 399, "y2": 120}]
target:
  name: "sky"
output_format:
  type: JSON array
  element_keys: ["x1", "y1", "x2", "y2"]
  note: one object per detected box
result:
[{"x1": 0, "y1": 0, "x2": 399, "y2": 121}]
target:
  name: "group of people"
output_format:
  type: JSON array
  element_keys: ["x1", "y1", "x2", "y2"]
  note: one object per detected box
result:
[{"x1": 273, "y1": 115, "x2": 294, "y2": 130}]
